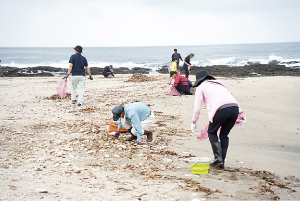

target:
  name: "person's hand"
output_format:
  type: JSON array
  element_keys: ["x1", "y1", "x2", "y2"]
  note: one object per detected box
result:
[
  {"x1": 240, "y1": 116, "x2": 246, "y2": 126},
  {"x1": 113, "y1": 131, "x2": 120, "y2": 138},
  {"x1": 191, "y1": 122, "x2": 197, "y2": 133},
  {"x1": 63, "y1": 74, "x2": 69, "y2": 79},
  {"x1": 89, "y1": 75, "x2": 93, "y2": 80}
]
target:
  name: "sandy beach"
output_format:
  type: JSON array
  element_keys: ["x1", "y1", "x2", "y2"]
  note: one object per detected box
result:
[{"x1": 0, "y1": 74, "x2": 299, "y2": 200}]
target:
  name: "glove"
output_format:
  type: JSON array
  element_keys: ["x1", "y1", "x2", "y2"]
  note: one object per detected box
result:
[
  {"x1": 113, "y1": 131, "x2": 120, "y2": 138},
  {"x1": 63, "y1": 74, "x2": 69, "y2": 79},
  {"x1": 191, "y1": 122, "x2": 197, "y2": 133},
  {"x1": 89, "y1": 75, "x2": 93, "y2": 80},
  {"x1": 240, "y1": 116, "x2": 246, "y2": 126},
  {"x1": 134, "y1": 141, "x2": 142, "y2": 145}
]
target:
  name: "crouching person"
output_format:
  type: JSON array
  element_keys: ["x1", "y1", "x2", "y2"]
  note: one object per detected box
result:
[{"x1": 112, "y1": 103, "x2": 155, "y2": 145}]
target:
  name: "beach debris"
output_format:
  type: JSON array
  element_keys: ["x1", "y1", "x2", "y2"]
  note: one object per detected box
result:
[
  {"x1": 45, "y1": 93, "x2": 71, "y2": 100},
  {"x1": 126, "y1": 73, "x2": 154, "y2": 82}
]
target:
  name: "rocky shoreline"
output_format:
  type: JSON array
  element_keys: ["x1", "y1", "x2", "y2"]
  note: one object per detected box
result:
[{"x1": 1, "y1": 63, "x2": 300, "y2": 77}]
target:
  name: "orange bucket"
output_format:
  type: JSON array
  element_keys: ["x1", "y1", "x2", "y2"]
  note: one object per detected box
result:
[{"x1": 108, "y1": 122, "x2": 128, "y2": 133}]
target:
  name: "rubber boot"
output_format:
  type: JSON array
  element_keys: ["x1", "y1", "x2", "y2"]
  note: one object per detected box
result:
[
  {"x1": 144, "y1": 130, "x2": 153, "y2": 142},
  {"x1": 218, "y1": 148, "x2": 227, "y2": 169},
  {"x1": 210, "y1": 142, "x2": 223, "y2": 166}
]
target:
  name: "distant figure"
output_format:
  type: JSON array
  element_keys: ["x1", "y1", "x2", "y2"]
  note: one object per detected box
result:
[
  {"x1": 170, "y1": 71, "x2": 193, "y2": 95},
  {"x1": 102, "y1": 65, "x2": 114, "y2": 78},
  {"x1": 64, "y1": 45, "x2": 93, "y2": 106},
  {"x1": 183, "y1": 53, "x2": 194, "y2": 78},
  {"x1": 171, "y1": 49, "x2": 183, "y2": 69}
]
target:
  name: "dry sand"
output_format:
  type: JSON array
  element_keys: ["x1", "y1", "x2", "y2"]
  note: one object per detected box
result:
[{"x1": 0, "y1": 74, "x2": 299, "y2": 200}]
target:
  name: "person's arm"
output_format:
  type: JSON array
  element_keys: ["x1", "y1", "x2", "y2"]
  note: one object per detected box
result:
[
  {"x1": 67, "y1": 63, "x2": 73, "y2": 74},
  {"x1": 179, "y1": 54, "x2": 183, "y2": 61},
  {"x1": 129, "y1": 113, "x2": 143, "y2": 141},
  {"x1": 85, "y1": 66, "x2": 91, "y2": 76},
  {"x1": 173, "y1": 75, "x2": 180, "y2": 88},
  {"x1": 117, "y1": 119, "x2": 122, "y2": 130},
  {"x1": 169, "y1": 77, "x2": 173, "y2": 84},
  {"x1": 192, "y1": 88, "x2": 204, "y2": 123}
]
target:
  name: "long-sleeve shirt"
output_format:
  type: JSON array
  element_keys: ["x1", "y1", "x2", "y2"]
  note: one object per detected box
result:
[
  {"x1": 173, "y1": 74, "x2": 190, "y2": 88},
  {"x1": 192, "y1": 80, "x2": 240, "y2": 122},
  {"x1": 183, "y1": 55, "x2": 191, "y2": 69},
  {"x1": 118, "y1": 103, "x2": 151, "y2": 140},
  {"x1": 171, "y1": 52, "x2": 183, "y2": 61}
]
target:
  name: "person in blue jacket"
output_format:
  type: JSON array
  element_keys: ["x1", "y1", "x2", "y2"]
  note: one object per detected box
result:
[
  {"x1": 64, "y1": 45, "x2": 93, "y2": 106},
  {"x1": 183, "y1": 53, "x2": 194, "y2": 78},
  {"x1": 112, "y1": 103, "x2": 155, "y2": 145}
]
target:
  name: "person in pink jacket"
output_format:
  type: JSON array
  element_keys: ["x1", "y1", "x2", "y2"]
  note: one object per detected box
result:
[{"x1": 191, "y1": 70, "x2": 242, "y2": 169}]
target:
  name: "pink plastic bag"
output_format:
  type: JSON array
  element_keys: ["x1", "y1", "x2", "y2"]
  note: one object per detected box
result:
[
  {"x1": 168, "y1": 62, "x2": 172, "y2": 73},
  {"x1": 168, "y1": 86, "x2": 180, "y2": 96},
  {"x1": 197, "y1": 122, "x2": 209, "y2": 141},
  {"x1": 197, "y1": 112, "x2": 246, "y2": 141},
  {"x1": 56, "y1": 78, "x2": 67, "y2": 99},
  {"x1": 107, "y1": 74, "x2": 113, "y2": 78}
]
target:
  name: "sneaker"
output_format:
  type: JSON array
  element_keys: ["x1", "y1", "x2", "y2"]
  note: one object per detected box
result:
[
  {"x1": 72, "y1": 100, "x2": 76, "y2": 104},
  {"x1": 78, "y1": 103, "x2": 82, "y2": 106},
  {"x1": 134, "y1": 141, "x2": 142, "y2": 145},
  {"x1": 125, "y1": 134, "x2": 137, "y2": 141}
]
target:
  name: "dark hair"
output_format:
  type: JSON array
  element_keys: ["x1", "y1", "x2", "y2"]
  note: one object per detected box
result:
[
  {"x1": 174, "y1": 49, "x2": 177, "y2": 52},
  {"x1": 170, "y1": 71, "x2": 177, "y2": 77}
]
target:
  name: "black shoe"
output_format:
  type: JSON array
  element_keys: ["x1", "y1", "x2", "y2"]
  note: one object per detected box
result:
[
  {"x1": 78, "y1": 103, "x2": 82, "y2": 106},
  {"x1": 185, "y1": 92, "x2": 193, "y2": 95},
  {"x1": 72, "y1": 100, "x2": 76, "y2": 104},
  {"x1": 210, "y1": 142, "x2": 223, "y2": 166},
  {"x1": 125, "y1": 134, "x2": 137, "y2": 141},
  {"x1": 144, "y1": 130, "x2": 153, "y2": 142}
]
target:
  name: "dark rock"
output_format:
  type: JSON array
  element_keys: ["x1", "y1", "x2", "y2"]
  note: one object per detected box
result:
[{"x1": 157, "y1": 64, "x2": 300, "y2": 77}]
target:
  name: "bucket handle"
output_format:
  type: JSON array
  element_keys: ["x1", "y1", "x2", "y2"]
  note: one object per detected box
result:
[{"x1": 190, "y1": 163, "x2": 196, "y2": 168}]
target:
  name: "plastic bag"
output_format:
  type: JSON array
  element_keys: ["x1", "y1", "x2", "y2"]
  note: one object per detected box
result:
[
  {"x1": 168, "y1": 86, "x2": 180, "y2": 96},
  {"x1": 197, "y1": 112, "x2": 246, "y2": 141},
  {"x1": 168, "y1": 62, "x2": 172, "y2": 73},
  {"x1": 56, "y1": 78, "x2": 67, "y2": 99}
]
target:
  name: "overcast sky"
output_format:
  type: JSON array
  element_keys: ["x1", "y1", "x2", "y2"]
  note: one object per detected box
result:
[{"x1": 1, "y1": 0, "x2": 300, "y2": 47}]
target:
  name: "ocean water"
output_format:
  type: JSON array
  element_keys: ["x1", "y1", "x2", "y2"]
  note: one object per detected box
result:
[{"x1": 1, "y1": 42, "x2": 300, "y2": 73}]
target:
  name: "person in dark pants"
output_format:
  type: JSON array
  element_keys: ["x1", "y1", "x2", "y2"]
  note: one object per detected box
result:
[
  {"x1": 171, "y1": 49, "x2": 183, "y2": 69},
  {"x1": 170, "y1": 71, "x2": 193, "y2": 95},
  {"x1": 191, "y1": 70, "x2": 244, "y2": 168},
  {"x1": 102, "y1": 65, "x2": 114, "y2": 78},
  {"x1": 183, "y1": 53, "x2": 194, "y2": 78}
]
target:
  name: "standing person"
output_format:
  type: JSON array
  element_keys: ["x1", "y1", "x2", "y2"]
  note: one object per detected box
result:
[
  {"x1": 170, "y1": 71, "x2": 193, "y2": 95},
  {"x1": 171, "y1": 49, "x2": 183, "y2": 69},
  {"x1": 183, "y1": 53, "x2": 194, "y2": 78},
  {"x1": 102, "y1": 65, "x2": 114, "y2": 78},
  {"x1": 112, "y1": 103, "x2": 155, "y2": 145},
  {"x1": 191, "y1": 70, "x2": 244, "y2": 169},
  {"x1": 64, "y1": 45, "x2": 93, "y2": 106}
]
